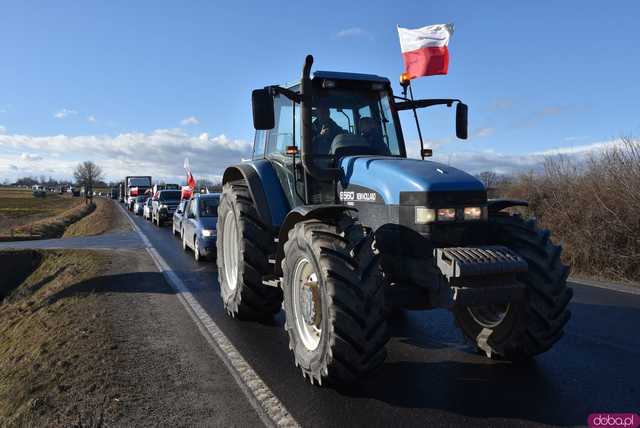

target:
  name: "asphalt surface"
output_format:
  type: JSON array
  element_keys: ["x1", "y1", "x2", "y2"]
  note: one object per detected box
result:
[
  {"x1": 0, "y1": 231, "x2": 143, "y2": 250},
  {"x1": 5, "y1": 206, "x2": 637, "y2": 426},
  {"x1": 115, "y1": 207, "x2": 640, "y2": 427}
]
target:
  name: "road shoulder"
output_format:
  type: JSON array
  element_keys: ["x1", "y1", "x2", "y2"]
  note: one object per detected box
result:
[{"x1": 0, "y1": 248, "x2": 262, "y2": 427}]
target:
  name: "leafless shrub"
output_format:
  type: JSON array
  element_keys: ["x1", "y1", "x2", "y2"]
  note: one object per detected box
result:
[{"x1": 500, "y1": 136, "x2": 639, "y2": 282}]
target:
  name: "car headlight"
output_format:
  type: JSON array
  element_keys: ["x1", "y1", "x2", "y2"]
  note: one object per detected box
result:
[
  {"x1": 202, "y1": 229, "x2": 216, "y2": 237},
  {"x1": 464, "y1": 207, "x2": 483, "y2": 220},
  {"x1": 437, "y1": 208, "x2": 457, "y2": 221},
  {"x1": 415, "y1": 207, "x2": 436, "y2": 224}
]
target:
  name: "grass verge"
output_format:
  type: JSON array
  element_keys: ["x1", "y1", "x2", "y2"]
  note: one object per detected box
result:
[
  {"x1": 0, "y1": 249, "x2": 119, "y2": 427},
  {"x1": 63, "y1": 199, "x2": 131, "y2": 238},
  {"x1": 9, "y1": 202, "x2": 96, "y2": 240},
  {"x1": 0, "y1": 189, "x2": 84, "y2": 237}
]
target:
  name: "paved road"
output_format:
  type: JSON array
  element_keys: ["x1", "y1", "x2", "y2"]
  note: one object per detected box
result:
[
  {"x1": 0, "y1": 231, "x2": 143, "y2": 250},
  {"x1": 116, "y1": 206, "x2": 639, "y2": 427},
  {"x1": 4, "y1": 206, "x2": 637, "y2": 426}
]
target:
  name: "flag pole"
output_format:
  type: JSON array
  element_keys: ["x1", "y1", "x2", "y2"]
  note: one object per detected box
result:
[{"x1": 408, "y1": 81, "x2": 426, "y2": 160}]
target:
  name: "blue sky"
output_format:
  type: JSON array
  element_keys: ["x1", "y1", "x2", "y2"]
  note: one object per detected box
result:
[{"x1": 0, "y1": 0, "x2": 638, "y2": 182}]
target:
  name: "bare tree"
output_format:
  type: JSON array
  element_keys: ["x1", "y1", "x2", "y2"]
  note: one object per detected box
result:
[
  {"x1": 477, "y1": 171, "x2": 499, "y2": 189},
  {"x1": 73, "y1": 161, "x2": 104, "y2": 204}
]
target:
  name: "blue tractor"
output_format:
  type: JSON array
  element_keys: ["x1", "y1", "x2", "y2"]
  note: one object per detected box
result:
[{"x1": 217, "y1": 55, "x2": 572, "y2": 386}]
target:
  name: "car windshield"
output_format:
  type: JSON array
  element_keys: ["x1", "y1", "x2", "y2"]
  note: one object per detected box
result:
[
  {"x1": 198, "y1": 197, "x2": 219, "y2": 217},
  {"x1": 159, "y1": 190, "x2": 181, "y2": 201},
  {"x1": 128, "y1": 177, "x2": 151, "y2": 187},
  {"x1": 311, "y1": 88, "x2": 402, "y2": 157}
]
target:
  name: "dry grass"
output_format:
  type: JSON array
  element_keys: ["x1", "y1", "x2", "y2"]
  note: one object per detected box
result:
[
  {"x1": 0, "y1": 189, "x2": 85, "y2": 238},
  {"x1": 63, "y1": 198, "x2": 131, "y2": 238},
  {"x1": 0, "y1": 250, "x2": 118, "y2": 427},
  {"x1": 499, "y1": 137, "x2": 640, "y2": 283},
  {"x1": 10, "y1": 202, "x2": 96, "y2": 240}
]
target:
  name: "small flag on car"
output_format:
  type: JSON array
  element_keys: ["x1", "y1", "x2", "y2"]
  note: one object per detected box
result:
[
  {"x1": 184, "y1": 157, "x2": 196, "y2": 189},
  {"x1": 397, "y1": 23, "x2": 454, "y2": 79}
]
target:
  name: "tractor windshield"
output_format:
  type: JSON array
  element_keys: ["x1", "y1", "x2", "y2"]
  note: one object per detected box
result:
[{"x1": 311, "y1": 88, "x2": 402, "y2": 157}]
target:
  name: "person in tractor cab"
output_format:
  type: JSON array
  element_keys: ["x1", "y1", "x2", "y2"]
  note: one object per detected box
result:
[
  {"x1": 312, "y1": 106, "x2": 344, "y2": 153},
  {"x1": 359, "y1": 116, "x2": 391, "y2": 156}
]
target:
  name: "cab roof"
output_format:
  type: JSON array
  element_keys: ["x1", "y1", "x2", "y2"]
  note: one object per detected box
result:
[
  {"x1": 313, "y1": 71, "x2": 390, "y2": 84},
  {"x1": 283, "y1": 71, "x2": 390, "y2": 90}
]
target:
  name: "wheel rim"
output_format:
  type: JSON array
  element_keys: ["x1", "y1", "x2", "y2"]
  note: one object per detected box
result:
[
  {"x1": 292, "y1": 258, "x2": 322, "y2": 351},
  {"x1": 222, "y1": 210, "x2": 239, "y2": 290},
  {"x1": 467, "y1": 304, "x2": 510, "y2": 329}
]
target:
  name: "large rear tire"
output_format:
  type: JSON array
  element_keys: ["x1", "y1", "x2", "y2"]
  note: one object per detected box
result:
[
  {"x1": 282, "y1": 216, "x2": 388, "y2": 386},
  {"x1": 216, "y1": 181, "x2": 282, "y2": 319},
  {"x1": 453, "y1": 214, "x2": 572, "y2": 359}
]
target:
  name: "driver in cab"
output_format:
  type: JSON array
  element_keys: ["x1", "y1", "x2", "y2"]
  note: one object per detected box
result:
[{"x1": 312, "y1": 106, "x2": 344, "y2": 153}]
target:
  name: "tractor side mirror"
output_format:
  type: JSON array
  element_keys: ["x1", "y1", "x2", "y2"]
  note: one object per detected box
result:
[
  {"x1": 456, "y1": 102, "x2": 468, "y2": 140},
  {"x1": 252, "y1": 89, "x2": 275, "y2": 130}
]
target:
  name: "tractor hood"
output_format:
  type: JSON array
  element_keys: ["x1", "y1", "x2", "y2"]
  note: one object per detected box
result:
[{"x1": 339, "y1": 156, "x2": 485, "y2": 205}]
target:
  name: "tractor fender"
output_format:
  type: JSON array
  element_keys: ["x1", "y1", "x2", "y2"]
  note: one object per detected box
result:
[
  {"x1": 222, "y1": 160, "x2": 290, "y2": 228},
  {"x1": 488, "y1": 198, "x2": 529, "y2": 215},
  {"x1": 275, "y1": 205, "x2": 357, "y2": 274}
]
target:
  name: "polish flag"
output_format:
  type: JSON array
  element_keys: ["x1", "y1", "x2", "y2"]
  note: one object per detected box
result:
[
  {"x1": 397, "y1": 23, "x2": 454, "y2": 79},
  {"x1": 184, "y1": 158, "x2": 196, "y2": 190}
]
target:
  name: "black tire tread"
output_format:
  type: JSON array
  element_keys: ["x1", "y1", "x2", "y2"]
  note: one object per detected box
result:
[
  {"x1": 216, "y1": 181, "x2": 282, "y2": 319},
  {"x1": 454, "y1": 214, "x2": 572, "y2": 359},
  {"x1": 282, "y1": 216, "x2": 388, "y2": 385}
]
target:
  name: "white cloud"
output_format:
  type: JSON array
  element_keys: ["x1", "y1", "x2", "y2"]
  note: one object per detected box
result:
[
  {"x1": 54, "y1": 108, "x2": 78, "y2": 119},
  {"x1": 180, "y1": 116, "x2": 200, "y2": 126},
  {"x1": 473, "y1": 127, "x2": 495, "y2": 138},
  {"x1": 87, "y1": 115, "x2": 97, "y2": 123},
  {"x1": 335, "y1": 27, "x2": 373, "y2": 40},
  {"x1": 563, "y1": 135, "x2": 590, "y2": 142},
  {"x1": 435, "y1": 138, "x2": 632, "y2": 174},
  {"x1": 20, "y1": 152, "x2": 43, "y2": 161},
  {"x1": 0, "y1": 128, "x2": 251, "y2": 182}
]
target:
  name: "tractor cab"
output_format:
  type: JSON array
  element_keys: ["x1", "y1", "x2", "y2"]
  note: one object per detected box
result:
[{"x1": 251, "y1": 59, "x2": 469, "y2": 211}]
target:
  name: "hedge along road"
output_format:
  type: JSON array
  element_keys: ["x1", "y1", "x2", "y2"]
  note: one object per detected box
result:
[{"x1": 4, "y1": 202, "x2": 638, "y2": 427}]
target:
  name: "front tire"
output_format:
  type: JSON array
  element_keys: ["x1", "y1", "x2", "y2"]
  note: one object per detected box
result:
[
  {"x1": 282, "y1": 216, "x2": 388, "y2": 386},
  {"x1": 216, "y1": 181, "x2": 282, "y2": 319},
  {"x1": 453, "y1": 214, "x2": 572, "y2": 359}
]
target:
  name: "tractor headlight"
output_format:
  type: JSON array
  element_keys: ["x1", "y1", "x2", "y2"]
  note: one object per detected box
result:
[
  {"x1": 415, "y1": 207, "x2": 436, "y2": 224},
  {"x1": 437, "y1": 208, "x2": 457, "y2": 221},
  {"x1": 464, "y1": 207, "x2": 483, "y2": 220},
  {"x1": 202, "y1": 229, "x2": 216, "y2": 237}
]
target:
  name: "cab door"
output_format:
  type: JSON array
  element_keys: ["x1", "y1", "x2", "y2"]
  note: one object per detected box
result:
[
  {"x1": 265, "y1": 94, "x2": 303, "y2": 208},
  {"x1": 184, "y1": 198, "x2": 198, "y2": 245}
]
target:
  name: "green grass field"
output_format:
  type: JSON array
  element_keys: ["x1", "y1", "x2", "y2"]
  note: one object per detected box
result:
[{"x1": 0, "y1": 188, "x2": 84, "y2": 235}]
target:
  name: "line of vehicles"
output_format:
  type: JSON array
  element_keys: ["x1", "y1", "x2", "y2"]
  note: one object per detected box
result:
[
  {"x1": 113, "y1": 176, "x2": 220, "y2": 262},
  {"x1": 110, "y1": 55, "x2": 572, "y2": 389}
]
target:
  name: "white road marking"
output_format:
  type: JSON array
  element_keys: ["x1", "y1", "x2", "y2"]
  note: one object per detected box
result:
[{"x1": 117, "y1": 203, "x2": 299, "y2": 428}]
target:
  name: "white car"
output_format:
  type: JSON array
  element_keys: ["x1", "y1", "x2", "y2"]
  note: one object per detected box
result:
[{"x1": 143, "y1": 199, "x2": 153, "y2": 220}]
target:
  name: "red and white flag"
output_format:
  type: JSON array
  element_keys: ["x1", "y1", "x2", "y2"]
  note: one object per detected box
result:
[
  {"x1": 184, "y1": 157, "x2": 196, "y2": 189},
  {"x1": 397, "y1": 23, "x2": 454, "y2": 79}
]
